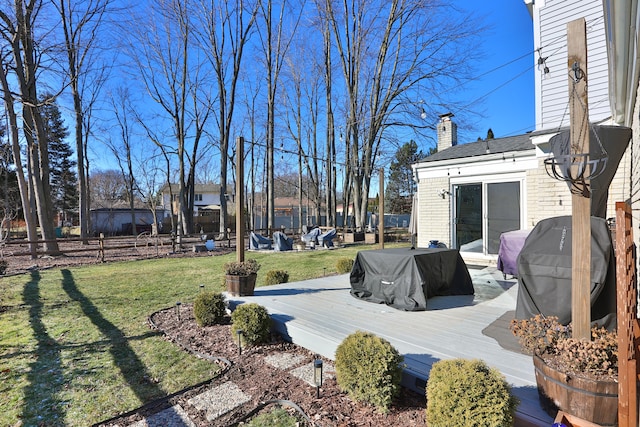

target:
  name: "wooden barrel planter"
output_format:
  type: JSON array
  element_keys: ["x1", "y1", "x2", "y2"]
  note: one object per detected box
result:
[
  {"x1": 226, "y1": 273, "x2": 257, "y2": 297},
  {"x1": 533, "y1": 355, "x2": 617, "y2": 426}
]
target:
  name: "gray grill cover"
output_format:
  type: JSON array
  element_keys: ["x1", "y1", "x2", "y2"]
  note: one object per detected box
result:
[
  {"x1": 350, "y1": 248, "x2": 474, "y2": 311},
  {"x1": 515, "y1": 216, "x2": 616, "y2": 327}
]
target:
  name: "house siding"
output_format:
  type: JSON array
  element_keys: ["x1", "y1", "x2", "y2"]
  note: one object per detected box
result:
[
  {"x1": 630, "y1": 83, "x2": 640, "y2": 250},
  {"x1": 525, "y1": 158, "x2": 573, "y2": 227},
  {"x1": 416, "y1": 177, "x2": 450, "y2": 248},
  {"x1": 534, "y1": 0, "x2": 610, "y2": 131}
]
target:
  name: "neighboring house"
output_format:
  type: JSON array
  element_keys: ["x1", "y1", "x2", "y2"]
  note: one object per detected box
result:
[
  {"x1": 90, "y1": 208, "x2": 163, "y2": 235},
  {"x1": 160, "y1": 183, "x2": 232, "y2": 233},
  {"x1": 412, "y1": 0, "x2": 635, "y2": 260},
  {"x1": 160, "y1": 183, "x2": 228, "y2": 216}
]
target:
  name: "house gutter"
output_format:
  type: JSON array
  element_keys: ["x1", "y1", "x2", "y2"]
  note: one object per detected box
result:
[{"x1": 603, "y1": 0, "x2": 640, "y2": 126}]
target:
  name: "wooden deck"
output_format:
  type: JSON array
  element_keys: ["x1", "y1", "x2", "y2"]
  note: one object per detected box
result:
[{"x1": 227, "y1": 266, "x2": 554, "y2": 426}]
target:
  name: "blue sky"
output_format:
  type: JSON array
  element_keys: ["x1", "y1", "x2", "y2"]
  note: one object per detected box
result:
[
  {"x1": 455, "y1": 0, "x2": 535, "y2": 142},
  {"x1": 81, "y1": 0, "x2": 536, "y2": 172}
]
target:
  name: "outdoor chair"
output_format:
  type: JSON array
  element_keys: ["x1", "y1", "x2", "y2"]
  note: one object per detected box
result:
[{"x1": 249, "y1": 231, "x2": 272, "y2": 250}]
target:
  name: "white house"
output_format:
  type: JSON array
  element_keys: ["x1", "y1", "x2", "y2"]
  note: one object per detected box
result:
[{"x1": 412, "y1": 0, "x2": 637, "y2": 261}]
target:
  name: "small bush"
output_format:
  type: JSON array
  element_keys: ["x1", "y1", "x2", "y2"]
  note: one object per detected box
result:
[
  {"x1": 193, "y1": 291, "x2": 227, "y2": 326},
  {"x1": 335, "y1": 331, "x2": 403, "y2": 413},
  {"x1": 335, "y1": 257, "x2": 354, "y2": 274},
  {"x1": 426, "y1": 358, "x2": 518, "y2": 426},
  {"x1": 231, "y1": 303, "x2": 272, "y2": 347},
  {"x1": 264, "y1": 270, "x2": 289, "y2": 286},
  {"x1": 0, "y1": 259, "x2": 7, "y2": 275}
]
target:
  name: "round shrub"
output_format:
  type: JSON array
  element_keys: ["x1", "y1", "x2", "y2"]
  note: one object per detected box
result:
[
  {"x1": 264, "y1": 269, "x2": 289, "y2": 286},
  {"x1": 230, "y1": 303, "x2": 272, "y2": 347},
  {"x1": 335, "y1": 331, "x2": 403, "y2": 413},
  {"x1": 193, "y1": 291, "x2": 227, "y2": 326},
  {"x1": 336, "y1": 257, "x2": 354, "y2": 274},
  {"x1": 426, "y1": 358, "x2": 518, "y2": 426}
]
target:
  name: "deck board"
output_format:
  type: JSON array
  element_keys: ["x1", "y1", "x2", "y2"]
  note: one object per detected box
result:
[{"x1": 227, "y1": 266, "x2": 554, "y2": 426}]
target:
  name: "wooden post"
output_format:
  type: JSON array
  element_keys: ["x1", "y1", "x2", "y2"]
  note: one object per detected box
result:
[
  {"x1": 378, "y1": 167, "x2": 384, "y2": 250},
  {"x1": 99, "y1": 233, "x2": 105, "y2": 263},
  {"x1": 616, "y1": 201, "x2": 639, "y2": 427},
  {"x1": 567, "y1": 18, "x2": 591, "y2": 341},
  {"x1": 236, "y1": 136, "x2": 245, "y2": 263}
]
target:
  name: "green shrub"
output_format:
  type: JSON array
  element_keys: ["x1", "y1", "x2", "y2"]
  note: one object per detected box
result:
[
  {"x1": 246, "y1": 407, "x2": 303, "y2": 426},
  {"x1": 426, "y1": 359, "x2": 518, "y2": 426},
  {"x1": 231, "y1": 303, "x2": 272, "y2": 347},
  {"x1": 193, "y1": 291, "x2": 227, "y2": 326},
  {"x1": 335, "y1": 257, "x2": 354, "y2": 274},
  {"x1": 264, "y1": 269, "x2": 289, "y2": 286},
  {"x1": 335, "y1": 331, "x2": 403, "y2": 413}
]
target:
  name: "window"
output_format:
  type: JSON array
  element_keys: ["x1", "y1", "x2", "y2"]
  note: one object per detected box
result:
[{"x1": 195, "y1": 194, "x2": 203, "y2": 202}]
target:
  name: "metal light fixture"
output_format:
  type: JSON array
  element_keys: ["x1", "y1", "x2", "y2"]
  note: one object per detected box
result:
[
  {"x1": 314, "y1": 357, "x2": 323, "y2": 398},
  {"x1": 199, "y1": 284, "x2": 205, "y2": 292},
  {"x1": 176, "y1": 301, "x2": 182, "y2": 321},
  {"x1": 236, "y1": 329, "x2": 243, "y2": 355}
]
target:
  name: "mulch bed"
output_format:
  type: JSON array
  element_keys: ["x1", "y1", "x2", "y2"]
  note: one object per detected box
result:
[{"x1": 98, "y1": 304, "x2": 427, "y2": 427}]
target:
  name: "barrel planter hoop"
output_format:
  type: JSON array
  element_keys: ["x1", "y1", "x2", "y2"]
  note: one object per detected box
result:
[
  {"x1": 533, "y1": 355, "x2": 617, "y2": 426},
  {"x1": 226, "y1": 273, "x2": 257, "y2": 297}
]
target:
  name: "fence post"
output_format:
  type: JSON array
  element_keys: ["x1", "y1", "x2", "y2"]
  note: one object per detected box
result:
[{"x1": 99, "y1": 233, "x2": 105, "y2": 262}]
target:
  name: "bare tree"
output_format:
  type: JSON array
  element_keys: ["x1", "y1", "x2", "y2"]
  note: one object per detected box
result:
[
  {"x1": 106, "y1": 88, "x2": 138, "y2": 235},
  {"x1": 257, "y1": 0, "x2": 303, "y2": 235},
  {"x1": 128, "y1": 0, "x2": 211, "y2": 239},
  {"x1": 0, "y1": 55, "x2": 36, "y2": 257},
  {"x1": 54, "y1": 0, "x2": 113, "y2": 244},
  {"x1": 0, "y1": 1, "x2": 60, "y2": 254},
  {"x1": 322, "y1": 0, "x2": 480, "y2": 229},
  {"x1": 197, "y1": 0, "x2": 258, "y2": 239}
]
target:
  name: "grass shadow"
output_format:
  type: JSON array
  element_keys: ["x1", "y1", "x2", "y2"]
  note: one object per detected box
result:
[
  {"x1": 22, "y1": 270, "x2": 66, "y2": 425},
  {"x1": 60, "y1": 269, "x2": 166, "y2": 404}
]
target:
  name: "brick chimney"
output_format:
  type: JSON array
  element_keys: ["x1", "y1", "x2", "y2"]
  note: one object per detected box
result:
[{"x1": 437, "y1": 112, "x2": 457, "y2": 153}]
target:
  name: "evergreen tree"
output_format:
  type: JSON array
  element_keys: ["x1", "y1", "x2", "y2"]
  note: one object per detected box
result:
[
  {"x1": 41, "y1": 95, "x2": 78, "y2": 225},
  {"x1": 385, "y1": 141, "x2": 423, "y2": 213},
  {"x1": 487, "y1": 128, "x2": 495, "y2": 139}
]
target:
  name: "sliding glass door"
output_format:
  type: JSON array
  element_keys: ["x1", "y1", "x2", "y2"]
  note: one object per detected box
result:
[
  {"x1": 454, "y1": 184, "x2": 482, "y2": 252},
  {"x1": 454, "y1": 181, "x2": 521, "y2": 255}
]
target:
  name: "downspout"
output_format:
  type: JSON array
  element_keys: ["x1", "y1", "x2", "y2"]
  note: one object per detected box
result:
[{"x1": 603, "y1": 0, "x2": 640, "y2": 126}]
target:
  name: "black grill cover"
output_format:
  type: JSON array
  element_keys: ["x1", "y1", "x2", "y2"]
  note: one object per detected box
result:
[
  {"x1": 350, "y1": 248, "x2": 474, "y2": 311},
  {"x1": 515, "y1": 216, "x2": 616, "y2": 327}
]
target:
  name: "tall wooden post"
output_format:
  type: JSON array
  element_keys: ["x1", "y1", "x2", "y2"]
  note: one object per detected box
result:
[
  {"x1": 378, "y1": 167, "x2": 384, "y2": 249},
  {"x1": 236, "y1": 136, "x2": 245, "y2": 263},
  {"x1": 567, "y1": 18, "x2": 591, "y2": 340}
]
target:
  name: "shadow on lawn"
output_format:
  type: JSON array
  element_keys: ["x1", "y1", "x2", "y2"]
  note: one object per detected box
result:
[
  {"x1": 60, "y1": 269, "x2": 166, "y2": 405},
  {"x1": 22, "y1": 270, "x2": 66, "y2": 424}
]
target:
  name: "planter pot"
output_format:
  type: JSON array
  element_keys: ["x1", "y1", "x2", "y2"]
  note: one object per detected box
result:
[
  {"x1": 533, "y1": 354, "x2": 618, "y2": 426},
  {"x1": 226, "y1": 273, "x2": 257, "y2": 297}
]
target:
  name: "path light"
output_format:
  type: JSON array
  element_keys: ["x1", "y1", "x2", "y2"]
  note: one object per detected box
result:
[
  {"x1": 176, "y1": 301, "x2": 182, "y2": 321},
  {"x1": 199, "y1": 284, "x2": 205, "y2": 292},
  {"x1": 236, "y1": 329, "x2": 243, "y2": 355},
  {"x1": 323, "y1": 267, "x2": 326, "y2": 277},
  {"x1": 314, "y1": 357, "x2": 323, "y2": 398}
]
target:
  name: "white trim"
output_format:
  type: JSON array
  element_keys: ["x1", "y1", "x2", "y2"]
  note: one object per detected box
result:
[{"x1": 415, "y1": 153, "x2": 537, "y2": 180}]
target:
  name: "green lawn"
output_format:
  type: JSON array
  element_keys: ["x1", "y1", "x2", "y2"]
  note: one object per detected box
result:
[{"x1": 0, "y1": 243, "x2": 403, "y2": 426}]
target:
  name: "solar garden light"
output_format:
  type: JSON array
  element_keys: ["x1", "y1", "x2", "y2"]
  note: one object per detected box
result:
[
  {"x1": 199, "y1": 284, "x2": 204, "y2": 292},
  {"x1": 236, "y1": 329, "x2": 243, "y2": 355},
  {"x1": 314, "y1": 357, "x2": 323, "y2": 398},
  {"x1": 175, "y1": 301, "x2": 182, "y2": 321}
]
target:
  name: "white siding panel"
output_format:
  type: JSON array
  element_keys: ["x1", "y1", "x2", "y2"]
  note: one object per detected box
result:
[{"x1": 536, "y1": 0, "x2": 609, "y2": 130}]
